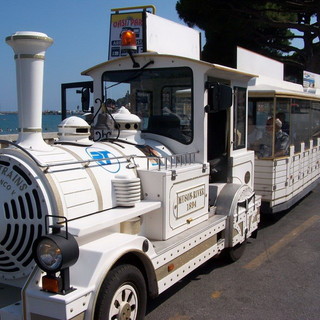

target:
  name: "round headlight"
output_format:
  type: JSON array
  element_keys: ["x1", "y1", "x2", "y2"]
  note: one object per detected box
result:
[
  {"x1": 33, "y1": 231, "x2": 79, "y2": 273},
  {"x1": 36, "y1": 238, "x2": 63, "y2": 271}
]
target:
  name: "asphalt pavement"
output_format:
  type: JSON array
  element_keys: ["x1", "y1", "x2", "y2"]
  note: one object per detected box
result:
[{"x1": 145, "y1": 185, "x2": 320, "y2": 320}]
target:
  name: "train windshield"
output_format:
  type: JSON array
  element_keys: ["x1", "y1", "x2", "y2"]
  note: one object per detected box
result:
[{"x1": 102, "y1": 67, "x2": 193, "y2": 144}]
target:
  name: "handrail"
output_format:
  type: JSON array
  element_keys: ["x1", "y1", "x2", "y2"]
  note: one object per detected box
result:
[
  {"x1": 0, "y1": 139, "x2": 47, "y2": 167},
  {"x1": 0, "y1": 139, "x2": 135, "y2": 171},
  {"x1": 41, "y1": 152, "x2": 198, "y2": 171},
  {"x1": 0, "y1": 139, "x2": 198, "y2": 172},
  {"x1": 136, "y1": 151, "x2": 198, "y2": 170}
]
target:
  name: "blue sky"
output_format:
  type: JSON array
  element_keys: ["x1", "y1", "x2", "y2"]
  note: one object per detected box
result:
[{"x1": 0, "y1": 0, "x2": 195, "y2": 111}]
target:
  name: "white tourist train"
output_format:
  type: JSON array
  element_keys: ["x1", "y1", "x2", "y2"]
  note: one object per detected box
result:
[{"x1": 0, "y1": 5, "x2": 318, "y2": 320}]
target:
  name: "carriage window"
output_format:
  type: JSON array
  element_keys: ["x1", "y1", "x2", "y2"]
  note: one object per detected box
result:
[
  {"x1": 248, "y1": 98, "x2": 275, "y2": 158},
  {"x1": 102, "y1": 67, "x2": 193, "y2": 144},
  {"x1": 291, "y1": 99, "x2": 311, "y2": 151},
  {"x1": 311, "y1": 101, "x2": 320, "y2": 145},
  {"x1": 276, "y1": 98, "x2": 290, "y2": 136},
  {"x1": 233, "y1": 87, "x2": 246, "y2": 150}
]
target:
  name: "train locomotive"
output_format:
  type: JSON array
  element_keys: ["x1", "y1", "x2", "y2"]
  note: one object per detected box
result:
[{"x1": 0, "y1": 7, "x2": 262, "y2": 320}]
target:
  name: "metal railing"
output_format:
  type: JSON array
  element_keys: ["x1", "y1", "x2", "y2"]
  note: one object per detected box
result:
[
  {"x1": 0, "y1": 138, "x2": 198, "y2": 172},
  {"x1": 137, "y1": 152, "x2": 198, "y2": 171}
]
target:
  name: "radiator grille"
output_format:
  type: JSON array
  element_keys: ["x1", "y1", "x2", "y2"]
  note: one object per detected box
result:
[{"x1": 0, "y1": 155, "x2": 49, "y2": 280}]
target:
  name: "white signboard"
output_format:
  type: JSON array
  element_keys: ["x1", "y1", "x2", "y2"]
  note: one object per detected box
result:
[
  {"x1": 237, "y1": 47, "x2": 284, "y2": 80},
  {"x1": 145, "y1": 12, "x2": 200, "y2": 60}
]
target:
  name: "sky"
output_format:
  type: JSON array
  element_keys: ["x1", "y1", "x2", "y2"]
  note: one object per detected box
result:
[{"x1": 0, "y1": 0, "x2": 199, "y2": 112}]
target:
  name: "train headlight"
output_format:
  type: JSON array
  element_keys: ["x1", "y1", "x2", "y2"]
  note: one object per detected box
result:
[
  {"x1": 33, "y1": 230, "x2": 79, "y2": 294},
  {"x1": 33, "y1": 231, "x2": 79, "y2": 273},
  {"x1": 36, "y1": 238, "x2": 63, "y2": 272}
]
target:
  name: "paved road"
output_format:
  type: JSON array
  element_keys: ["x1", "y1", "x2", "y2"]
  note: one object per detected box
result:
[
  {"x1": 1, "y1": 186, "x2": 320, "y2": 319},
  {"x1": 145, "y1": 185, "x2": 320, "y2": 320}
]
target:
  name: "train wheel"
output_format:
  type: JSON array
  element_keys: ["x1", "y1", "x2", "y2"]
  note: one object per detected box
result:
[
  {"x1": 223, "y1": 240, "x2": 247, "y2": 263},
  {"x1": 95, "y1": 264, "x2": 147, "y2": 320}
]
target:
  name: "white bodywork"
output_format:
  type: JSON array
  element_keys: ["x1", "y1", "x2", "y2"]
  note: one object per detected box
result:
[
  {"x1": 1, "y1": 21, "x2": 260, "y2": 320},
  {"x1": 254, "y1": 137, "x2": 320, "y2": 212}
]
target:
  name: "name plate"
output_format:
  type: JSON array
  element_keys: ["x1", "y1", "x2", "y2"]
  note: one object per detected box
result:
[{"x1": 176, "y1": 184, "x2": 205, "y2": 218}]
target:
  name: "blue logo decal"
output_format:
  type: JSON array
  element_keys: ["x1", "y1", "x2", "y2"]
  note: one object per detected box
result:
[{"x1": 86, "y1": 147, "x2": 121, "y2": 173}]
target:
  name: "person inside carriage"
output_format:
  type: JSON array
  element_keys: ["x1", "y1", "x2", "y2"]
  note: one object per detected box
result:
[{"x1": 251, "y1": 117, "x2": 290, "y2": 158}]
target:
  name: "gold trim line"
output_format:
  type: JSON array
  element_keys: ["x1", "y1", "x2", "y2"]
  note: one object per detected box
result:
[
  {"x1": 6, "y1": 35, "x2": 53, "y2": 43},
  {"x1": 14, "y1": 54, "x2": 45, "y2": 60},
  {"x1": 19, "y1": 128, "x2": 42, "y2": 133},
  {"x1": 155, "y1": 235, "x2": 217, "y2": 281}
]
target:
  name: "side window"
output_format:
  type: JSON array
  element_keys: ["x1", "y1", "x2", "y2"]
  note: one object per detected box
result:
[
  {"x1": 248, "y1": 98, "x2": 273, "y2": 157},
  {"x1": 233, "y1": 87, "x2": 246, "y2": 150},
  {"x1": 291, "y1": 99, "x2": 311, "y2": 151},
  {"x1": 311, "y1": 101, "x2": 320, "y2": 145},
  {"x1": 248, "y1": 97, "x2": 290, "y2": 158}
]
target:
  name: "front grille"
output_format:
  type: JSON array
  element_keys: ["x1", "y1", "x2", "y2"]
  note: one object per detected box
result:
[
  {"x1": 1, "y1": 193, "x2": 43, "y2": 269},
  {"x1": 0, "y1": 155, "x2": 48, "y2": 280}
]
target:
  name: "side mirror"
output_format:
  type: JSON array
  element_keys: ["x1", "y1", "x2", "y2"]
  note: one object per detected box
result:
[
  {"x1": 205, "y1": 82, "x2": 232, "y2": 113},
  {"x1": 81, "y1": 88, "x2": 90, "y2": 112}
]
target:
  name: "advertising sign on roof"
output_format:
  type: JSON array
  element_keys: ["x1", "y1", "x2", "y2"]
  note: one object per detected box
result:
[
  {"x1": 303, "y1": 70, "x2": 320, "y2": 91},
  {"x1": 109, "y1": 11, "x2": 145, "y2": 60},
  {"x1": 108, "y1": 8, "x2": 200, "y2": 61}
]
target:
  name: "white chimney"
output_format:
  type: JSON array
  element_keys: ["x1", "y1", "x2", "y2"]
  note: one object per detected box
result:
[{"x1": 6, "y1": 31, "x2": 53, "y2": 151}]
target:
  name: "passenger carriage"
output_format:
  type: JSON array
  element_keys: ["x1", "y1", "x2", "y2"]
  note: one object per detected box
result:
[{"x1": 238, "y1": 47, "x2": 320, "y2": 213}]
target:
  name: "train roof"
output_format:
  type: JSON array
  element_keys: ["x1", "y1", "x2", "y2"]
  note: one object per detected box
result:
[
  {"x1": 82, "y1": 53, "x2": 257, "y2": 82},
  {"x1": 249, "y1": 83, "x2": 320, "y2": 101}
]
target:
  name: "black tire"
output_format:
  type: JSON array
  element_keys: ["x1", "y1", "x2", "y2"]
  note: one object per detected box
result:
[
  {"x1": 94, "y1": 264, "x2": 147, "y2": 320},
  {"x1": 223, "y1": 240, "x2": 247, "y2": 263}
]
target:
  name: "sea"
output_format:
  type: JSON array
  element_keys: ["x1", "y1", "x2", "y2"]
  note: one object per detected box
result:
[{"x1": 0, "y1": 113, "x2": 63, "y2": 135}]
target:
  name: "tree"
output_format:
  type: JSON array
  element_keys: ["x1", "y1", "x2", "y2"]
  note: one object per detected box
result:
[{"x1": 176, "y1": 0, "x2": 320, "y2": 80}]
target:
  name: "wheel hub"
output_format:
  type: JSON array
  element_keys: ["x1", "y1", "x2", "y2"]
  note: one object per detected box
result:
[
  {"x1": 119, "y1": 302, "x2": 131, "y2": 320},
  {"x1": 110, "y1": 283, "x2": 138, "y2": 320}
]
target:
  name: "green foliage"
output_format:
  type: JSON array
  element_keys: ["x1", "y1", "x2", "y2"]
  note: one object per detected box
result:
[{"x1": 176, "y1": 0, "x2": 320, "y2": 78}]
